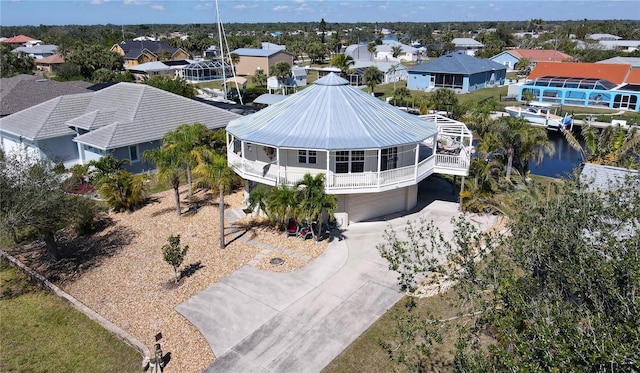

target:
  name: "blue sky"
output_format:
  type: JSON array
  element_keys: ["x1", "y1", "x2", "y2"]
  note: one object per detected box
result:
[{"x1": 1, "y1": 0, "x2": 638, "y2": 26}]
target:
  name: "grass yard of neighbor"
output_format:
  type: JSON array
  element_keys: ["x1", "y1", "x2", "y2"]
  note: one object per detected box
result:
[{"x1": 0, "y1": 260, "x2": 142, "y2": 373}]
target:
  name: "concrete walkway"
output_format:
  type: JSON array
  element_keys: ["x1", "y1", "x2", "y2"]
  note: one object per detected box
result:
[{"x1": 177, "y1": 194, "x2": 496, "y2": 372}]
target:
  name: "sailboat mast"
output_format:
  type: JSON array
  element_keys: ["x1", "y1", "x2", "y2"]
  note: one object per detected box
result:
[{"x1": 215, "y1": 0, "x2": 226, "y2": 96}]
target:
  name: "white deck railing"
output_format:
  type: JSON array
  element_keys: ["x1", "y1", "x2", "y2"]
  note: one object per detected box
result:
[{"x1": 228, "y1": 150, "x2": 469, "y2": 191}]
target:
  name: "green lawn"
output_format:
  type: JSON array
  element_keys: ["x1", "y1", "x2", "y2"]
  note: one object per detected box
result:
[
  {"x1": 0, "y1": 261, "x2": 142, "y2": 373},
  {"x1": 323, "y1": 290, "x2": 463, "y2": 372}
]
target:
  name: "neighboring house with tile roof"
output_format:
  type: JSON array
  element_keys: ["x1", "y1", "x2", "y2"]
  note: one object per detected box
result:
[
  {"x1": 225, "y1": 73, "x2": 473, "y2": 224},
  {"x1": 490, "y1": 49, "x2": 573, "y2": 70},
  {"x1": 110, "y1": 40, "x2": 190, "y2": 68},
  {"x1": 231, "y1": 48, "x2": 294, "y2": 76},
  {"x1": 0, "y1": 83, "x2": 241, "y2": 172},
  {"x1": 514, "y1": 62, "x2": 640, "y2": 112},
  {"x1": 34, "y1": 53, "x2": 65, "y2": 74},
  {"x1": 0, "y1": 74, "x2": 92, "y2": 117},
  {"x1": 1, "y1": 34, "x2": 40, "y2": 46},
  {"x1": 451, "y1": 38, "x2": 484, "y2": 56},
  {"x1": 407, "y1": 52, "x2": 506, "y2": 93},
  {"x1": 580, "y1": 163, "x2": 639, "y2": 193}
]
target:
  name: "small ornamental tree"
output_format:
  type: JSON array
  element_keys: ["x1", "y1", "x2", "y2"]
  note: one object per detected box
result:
[{"x1": 162, "y1": 235, "x2": 189, "y2": 284}]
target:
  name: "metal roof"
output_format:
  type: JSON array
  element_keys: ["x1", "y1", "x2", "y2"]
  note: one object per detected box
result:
[
  {"x1": 232, "y1": 48, "x2": 289, "y2": 57},
  {"x1": 409, "y1": 52, "x2": 507, "y2": 75},
  {"x1": 226, "y1": 73, "x2": 438, "y2": 150}
]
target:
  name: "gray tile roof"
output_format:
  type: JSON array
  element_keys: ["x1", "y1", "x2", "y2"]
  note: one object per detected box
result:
[
  {"x1": 409, "y1": 52, "x2": 506, "y2": 75},
  {"x1": 226, "y1": 73, "x2": 438, "y2": 150},
  {"x1": 0, "y1": 74, "x2": 92, "y2": 116},
  {"x1": 0, "y1": 83, "x2": 241, "y2": 150},
  {"x1": 580, "y1": 163, "x2": 639, "y2": 193},
  {"x1": 116, "y1": 40, "x2": 180, "y2": 59}
]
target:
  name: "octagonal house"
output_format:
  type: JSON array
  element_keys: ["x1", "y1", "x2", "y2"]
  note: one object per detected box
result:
[{"x1": 226, "y1": 73, "x2": 472, "y2": 225}]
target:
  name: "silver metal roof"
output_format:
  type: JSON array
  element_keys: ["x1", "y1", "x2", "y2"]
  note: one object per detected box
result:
[{"x1": 226, "y1": 73, "x2": 438, "y2": 150}]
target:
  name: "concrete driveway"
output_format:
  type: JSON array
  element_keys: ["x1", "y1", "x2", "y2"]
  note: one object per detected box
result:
[{"x1": 176, "y1": 184, "x2": 496, "y2": 373}]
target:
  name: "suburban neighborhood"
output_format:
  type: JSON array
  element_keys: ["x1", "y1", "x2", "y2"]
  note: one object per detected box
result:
[{"x1": 1, "y1": 9, "x2": 639, "y2": 373}]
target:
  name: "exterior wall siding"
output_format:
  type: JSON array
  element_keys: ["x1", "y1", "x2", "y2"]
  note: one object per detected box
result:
[{"x1": 236, "y1": 56, "x2": 267, "y2": 76}]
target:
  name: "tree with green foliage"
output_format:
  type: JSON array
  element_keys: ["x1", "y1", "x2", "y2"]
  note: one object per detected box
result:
[
  {"x1": 192, "y1": 149, "x2": 239, "y2": 249},
  {"x1": 97, "y1": 169, "x2": 147, "y2": 213},
  {"x1": 391, "y1": 45, "x2": 403, "y2": 58},
  {"x1": 161, "y1": 235, "x2": 189, "y2": 284},
  {"x1": 379, "y1": 172, "x2": 640, "y2": 371},
  {"x1": 252, "y1": 68, "x2": 267, "y2": 87},
  {"x1": 330, "y1": 53, "x2": 354, "y2": 77},
  {"x1": 0, "y1": 153, "x2": 102, "y2": 260},
  {"x1": 367, "y1": 42, "x2": 377, "y2": 61},
  {"x1": 143, "y1": 76, "x2": 195, "y2": 98},
  {"x1": 363, "y1": 65, "x2": 383, "y2": 94},
  {"x1": 65, "y1": 44, "x2": 123, "y2": 80},
  {"x1": 489, "y1": 116, "x2": 554, "y2": 179},
  {"x1": 143, "y1": 145, "x2": 185, "y2": 217},
  {"x1": 0, "y1": 44, "x2": 35, "y2": 77},
  {"x1": 306, "y1": 42, "x2": 327, "y2": 64},
  {"x1": 266, "y1": 185, "x2": 297, "y2": 229},
  {"x1": 427, "y1": 88, "x2": 458, "y2": 113},
  {"x1": 393, "y1": 86, "x2": 410, "y2": 105},
  {"x1": 161, "y1": 123, "x2": 214, "y2": 203},
  {"x1": 294, "y1": 173, "x2": 337, "y2": 241},
  {"x1": 564, "y1": 123, "x2": 639, "y2": 169},
  {"x1": 319, "y1": 18, "x2": 327, "y2": 44},
  {"x1": 269, "y1": 61, "x2": 292, "y2": 86}
]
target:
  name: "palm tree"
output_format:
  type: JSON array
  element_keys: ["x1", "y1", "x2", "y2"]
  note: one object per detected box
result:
[
  {"x1": 388, "y1": 63, "x2": 399, "y2": 91},
  {"x1": 192, "y1": 149, "x2": 238, "y2": 249},
  {"x1": 269, "y1": 61, "x2": 292, "y2": 86},
  {"x1": 162, "y1": 123, "x2": 211, "y2": 203},
  {"x1": 143, "y1": 146, "x2": 185, "y2": 217},
  {"x1": 330, "y1": 53, "x2": 354, "y2": 78},
  {"x1": 294, "y1": 173, "x2": 337, "y2": 241},
  {"x1": 489, "y1": 116, "x2": 553, "y2": 179},
  {"x1": 266, "y1": 185, "x2": 297, "y2": 230},
  {"x1": 391, "y1": 45, "x2": 403, "y2": 59},
  {"x1": 367, "y1": 42, "x2": 377, "y2": 61},
  {"x1": 98, "y1": 170, "x2": 147, "y2": 212},
  {"x1": 247, "y1": 185, "x2": 271, "y2": 218},
  {"x1": 252, "y1": 68, "x2": 267, "y2": 87},
  {"x1": 564, "y1": 123, "x2": 639, "y2": 168},
  {"x1": 393, "y1": 87, "x2": 410, "y2": 106},
  {"x1": 363, "y1": 65, "x2": 383, "y2": 94}
]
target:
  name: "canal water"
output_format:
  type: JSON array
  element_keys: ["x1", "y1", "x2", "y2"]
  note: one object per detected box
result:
[{"x1": 528, "y1": 130, "x2": 584, "y2": 179}]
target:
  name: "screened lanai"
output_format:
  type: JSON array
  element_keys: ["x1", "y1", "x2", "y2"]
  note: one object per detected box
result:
[
  {"x1": 181, "y1": 60, "x2": 232, "y2": 82},
  {"x1": 518, "y1": 75, "x2": 640, "y2": 111}
]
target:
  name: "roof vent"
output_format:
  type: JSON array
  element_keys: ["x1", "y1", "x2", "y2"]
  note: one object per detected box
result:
[{"x1": 36, "y1": 79, "x2": 48, "y2": 82}]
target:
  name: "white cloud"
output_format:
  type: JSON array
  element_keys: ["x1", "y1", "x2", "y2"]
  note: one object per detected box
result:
[
  {"x1": 273, "y1": 5, "x2": 291, "y2": 11},
  {"x1": 195, "y1": 2, "x2": 212, "y2": 10},
  {"x1": 293, "y1": 0, "x2": 305, "y2": 3},
  {"x1": 90, "y1": 0, "x2": 111, "y2": 4},
  {"x1": 150, "y1": 3, "x2": 164, "y2": 10}
]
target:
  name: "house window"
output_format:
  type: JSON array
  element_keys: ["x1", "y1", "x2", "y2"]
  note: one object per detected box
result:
[
  {"x1": 335, "y1": 151, "x2": 349, "y2": 173},
  {"x1": 129, "y1": 145, "x2": 139, "y2": 162},
  {"x1": 381, "y1": 147, "x2": 397, "y2": 171},
  {"x1": 351, "y1": 151, "x2": 364, "y2": 173},
  {"x1": 298, "y1": 150, "x2": 317, "y2": 164},
  {"x1": 335, "y1": 151, "x2": 365, "y2": 173}
]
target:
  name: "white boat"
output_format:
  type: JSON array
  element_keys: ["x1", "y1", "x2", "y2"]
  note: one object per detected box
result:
[{"x1": 505, "y1": 102, "x2": 572, "y2": 131}]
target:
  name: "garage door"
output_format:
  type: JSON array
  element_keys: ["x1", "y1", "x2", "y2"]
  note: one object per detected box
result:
[{"x1": 347, "y1": 188, "x2": 407, "y2": 223}]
